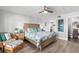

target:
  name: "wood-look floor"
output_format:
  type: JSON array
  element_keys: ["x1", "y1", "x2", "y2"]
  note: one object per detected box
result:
[
  {"x1": 18, "y1": 39, "x2": 79, "y2": 53},
  {"x1": 1, "y1": 39, "x2": 79, "y2": 53}
]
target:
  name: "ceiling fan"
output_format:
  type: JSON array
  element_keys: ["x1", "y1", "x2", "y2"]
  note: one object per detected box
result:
[{"x1": 39, "y1": 6, "x2": 54, "y2": 14}]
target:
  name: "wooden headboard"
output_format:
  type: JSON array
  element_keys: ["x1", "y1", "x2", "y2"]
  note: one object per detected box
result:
[{"x1": 24, "y1": 23, "x2": 40, "y2": 31}]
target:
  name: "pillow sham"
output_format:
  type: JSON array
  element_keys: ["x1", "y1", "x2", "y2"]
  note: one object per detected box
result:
[
  {"x1": 32, "y1": 28, "x2": 38, "y2": 32},
  {"x1": 27, "y1": 28, "x2": 38, "y2": 32},
  {"x1": 37, "y1": 28, "x2": 42, "y2": 32}
]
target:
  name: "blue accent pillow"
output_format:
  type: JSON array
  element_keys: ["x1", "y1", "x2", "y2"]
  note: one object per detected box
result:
[
  {"x1": 29, "y1": 28, "x2": 33, "y2": 32},
  {"x1": 29, "y1": 28, "x2": 38, "y2": 32},
  {"x1": 33, "y1": 28, "x2": 38, "y2": 32},
  {"x1": 0, "y1": 34, "x2": 7, "y2": 41}
]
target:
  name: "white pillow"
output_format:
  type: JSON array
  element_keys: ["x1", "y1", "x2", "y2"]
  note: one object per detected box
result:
[
  {"x1": 5, "y1": 33, "x2": 11, "y2": 40},
  {"x1": 27, "y1": 28, "x2": 31, "y2": 32}
]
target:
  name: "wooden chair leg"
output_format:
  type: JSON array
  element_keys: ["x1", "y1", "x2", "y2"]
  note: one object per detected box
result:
[
  {"x1": 2, "y1": 46, "x2": 4, "y2": 53},
  {"x1": 0, "y1": 47, "x2": 3, "y2": 53},
  {"x1": 39, "y1": 46, "x2": 42, "y2": 52},
  {"x1": 2, "y1": 47, "x2": 3, "y2": 52}
]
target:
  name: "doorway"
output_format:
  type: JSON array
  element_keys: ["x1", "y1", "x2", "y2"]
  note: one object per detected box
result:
[{"x1": 68, "y1": 17, "x2": 79, "y2": 43}]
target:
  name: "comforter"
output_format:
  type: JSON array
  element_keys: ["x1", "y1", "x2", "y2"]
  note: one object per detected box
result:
[{"x1": 25, "y1": 31, "x2": 56, "y2": 48}]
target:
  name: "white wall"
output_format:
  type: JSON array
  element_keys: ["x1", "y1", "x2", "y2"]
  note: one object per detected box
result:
[
  {"x1": 0, "y1": 11, "x2": 5, "y2": 32},
  {"x1": 0, "y1": 10, "x2": 42, "y2": 32},
  {"x1": 49, "y1": 12, "x2": 79, "y2": 41},
  {"x1": 56, "y1": 15, "x2": 68, "y2": 40},
  {"x1": 68, "y1": 17, "x2": 79, "y2": 36},
  {"x1": 68, "y1": 18, "x2": 73, "y2": 36},
  {"x1": 39, "y1": 15, "x2": 68, "y2": 40},
  {"x1": 51, "y1": 11, "x2": 79, "y2": 40},
  {"x1": 39, "y1": 16, "x2": 57, "y2": 32}
]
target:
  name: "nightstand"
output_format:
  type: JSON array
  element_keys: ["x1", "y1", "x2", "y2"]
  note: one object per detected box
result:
[{"x1": 16, "y1": 33, "x2": 24, "y2": 41}]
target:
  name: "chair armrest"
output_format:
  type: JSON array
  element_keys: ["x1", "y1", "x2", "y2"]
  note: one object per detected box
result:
[{"x1": 0, "y1": 42, "x2": 3, "y2": 47}]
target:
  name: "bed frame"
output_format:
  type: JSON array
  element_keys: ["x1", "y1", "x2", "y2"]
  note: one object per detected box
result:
[{"x1": 24, "y1": 23, "x2": 56, "y2": 51}]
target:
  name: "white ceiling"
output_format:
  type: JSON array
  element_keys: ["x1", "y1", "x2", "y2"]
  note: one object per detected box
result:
[{"x1": 0, "y1": 6, "x2": 79, "y2": 20}]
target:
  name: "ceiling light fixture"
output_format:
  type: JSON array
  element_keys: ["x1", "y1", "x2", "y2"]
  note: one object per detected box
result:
[
  {"x1": 43, "y1": 10, "x2": 48, "y2": 14},
  {"x1": 39, "y1": 6, "x2": 54, "y2": 14}
]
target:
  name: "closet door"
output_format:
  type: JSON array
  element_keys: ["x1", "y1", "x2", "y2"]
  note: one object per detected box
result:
[{"x1": 73, "y1": 29, "x2": 78, "y2": 39}]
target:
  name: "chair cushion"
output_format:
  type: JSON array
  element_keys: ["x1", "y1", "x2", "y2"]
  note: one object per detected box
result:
[
  {"x1": 0, "y1": 34, "x2": 7, "y2": 41},
  {"x1": 4, "y1": 40, "x2": 23, "y2": 48}
]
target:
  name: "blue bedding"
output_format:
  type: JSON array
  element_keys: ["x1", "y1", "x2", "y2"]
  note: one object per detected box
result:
[
  {"x1": 25, "y1": 31, "x2": 56, "y2": 48},
  {"x1": 25, "y1": 31, "x2": 56, "y2": 42}
]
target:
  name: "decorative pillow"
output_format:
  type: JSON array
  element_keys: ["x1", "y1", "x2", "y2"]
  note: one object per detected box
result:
[
  {"x1": 27, "y1": 28, "x2": 38, "y2": 32},
  {"x1": 4, "y1": 33, "x2": 11, "y2": 40},
  {"x1": 37, "y1": 28, "x2": 42, "y2": 32},
  {"x1": 34, "y1": 28, "x2": 38, "y2": 32},
  {"x1": 27, "y1": 28, "x2": 30, "y2": 32},
  {"x1": 29, "y1": 28, "x2": 33, "y2": 32},
  {"x1": 31, "y1": 28, "x2": 37, "y2": 32},
  {"x1": 0, "y1": 34, "x2": 6, "y2": 41}
]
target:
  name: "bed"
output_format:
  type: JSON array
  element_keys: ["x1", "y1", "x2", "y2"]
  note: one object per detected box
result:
[{"x1": 24, "y1": 23, "x2": 56, "y2": 51}]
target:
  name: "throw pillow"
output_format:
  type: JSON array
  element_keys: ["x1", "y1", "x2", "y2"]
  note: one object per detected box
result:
[
  {"x1": 4, "y1": 33, "x2": 11, "y2": 40},
  {"x1": 0, "y1": 34, "x2": 6, "y2": 41}
]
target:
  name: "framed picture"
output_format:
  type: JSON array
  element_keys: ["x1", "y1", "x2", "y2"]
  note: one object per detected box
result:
[{"x1": 58, "y1": 19, "x2": 64, "y2": 32}]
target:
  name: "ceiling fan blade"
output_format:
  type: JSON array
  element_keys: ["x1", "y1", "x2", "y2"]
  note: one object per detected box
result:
[
  {"x1": 47, "y1": 10, "x2": 54, "y2": 13},
  {"x1": 38, "y1": 6, "x2": 54, "y2": 14}
]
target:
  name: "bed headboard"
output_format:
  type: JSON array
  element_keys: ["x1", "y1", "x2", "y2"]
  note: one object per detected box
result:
[{"x1": 24, "y1": 23, "x2": 40, "y2": 31}]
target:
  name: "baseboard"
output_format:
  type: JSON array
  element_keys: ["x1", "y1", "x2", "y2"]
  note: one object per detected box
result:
[{"x1": 57, "y1": 36, "x2": 68, "y2": 40}]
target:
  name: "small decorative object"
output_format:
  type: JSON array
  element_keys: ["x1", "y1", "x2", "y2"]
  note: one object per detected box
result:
[
  {"x1": 44, "y1": 22, "x2": 47, "y2": 26},
  {"x1": 50, "y1": 26, "x2": 52, "y2": 32},
  {"x1": 50, "y1": 22, "x2": 53, "y2": 32},
  {"x1": 41, "y1": 22, "x2": 47, "y2": 31},
  {"x1": 19, "y1": 29, "x2": 24, "y2": 33},
  {"x1": 58, "y1": 19, "x2": 64, "y2": 32},
  {"x1": 49, "y1": 21, "x2": 56, "y2": 32},
  {"x1": 14, "y1": 28, "x2": 19, "y2": 34}
]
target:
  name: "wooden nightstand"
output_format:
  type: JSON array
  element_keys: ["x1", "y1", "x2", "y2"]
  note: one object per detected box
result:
[{"x1": 16, "y1": 33, "x2": 24, "y2": 41}]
